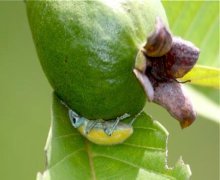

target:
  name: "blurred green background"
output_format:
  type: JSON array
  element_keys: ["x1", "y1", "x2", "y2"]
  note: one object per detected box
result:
[{"x1": 0, "y1": 1, "x2": 219, "y2": 180}]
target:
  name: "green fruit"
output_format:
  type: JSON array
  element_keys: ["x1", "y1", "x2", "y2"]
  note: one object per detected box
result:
[{"x1": 26, "y1": 0, "x2": 168, "y2": 120}]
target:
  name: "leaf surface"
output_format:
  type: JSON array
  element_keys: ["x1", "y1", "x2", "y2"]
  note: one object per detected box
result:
[
  {"x1": 37, "y1": 95, "x2": 191, "y2": 180},
  {"x1": 163, "y1": 1, "x2": 220, "y2": 89},
  {"x1": 181, "y1": 65, "x2": 220, "y2": 89},
  {"x1": 163, "y1": 1, "x2": 219, "y2": 68}
]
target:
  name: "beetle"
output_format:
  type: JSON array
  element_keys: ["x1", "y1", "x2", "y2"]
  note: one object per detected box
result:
[{"x1": 68, "y1": 109, "x2": 133, "y2": 145}]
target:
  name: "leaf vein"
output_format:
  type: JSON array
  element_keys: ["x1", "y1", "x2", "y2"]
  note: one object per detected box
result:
[
  {"x1": 123, "y1": 142, "x2": 165, "y2": 152},
  {"x1": 53, "y1": 132, "x2": 81, "y2": 139},
  {"x1": 85, "y1": 140, "x2": 96, "y2": 180},
  {"x1": 133, "y1": 126, "x2": 157, "y2": 131},
  {"x1": 94, "y1": 153, "x2": 175, "y2": 180},
  {"x1": 49, "y1": 148, "x2": 85, "y2": 169}
]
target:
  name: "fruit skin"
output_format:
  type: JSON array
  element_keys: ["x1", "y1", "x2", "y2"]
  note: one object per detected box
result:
[{"x1": 26, "y1": 0, "x2": 168, "y2": 120}]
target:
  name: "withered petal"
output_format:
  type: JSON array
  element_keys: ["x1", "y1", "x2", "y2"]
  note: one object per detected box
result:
[
  {"x1": 164, "y1": 37, "x2": 200, "y2": 79},
  {"x1": 152, "y1": 81, "x2": 196, "y2": 128},
  {"x1": 143, "y1": 17, "x2": 172, "y2": 57},
  {"x1": 133, "y1": 69, "x2": 154, "y2": 101}
]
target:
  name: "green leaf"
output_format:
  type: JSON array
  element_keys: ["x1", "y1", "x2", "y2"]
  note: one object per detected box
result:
[
  {"x1": 37, "y1": 94, "x2": 191, "y2": 180},
  {"x1": 162, "y1": 1, "x2": 220, "y2": 88},
  {"x1": 162, "y1": 1, "x2": 219, "y2": 68},
  {"x1": 181, "y1": 65, "x2": 220, "y2": 89}
]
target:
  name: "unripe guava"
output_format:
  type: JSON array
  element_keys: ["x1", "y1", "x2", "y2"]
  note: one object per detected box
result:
[{"x1": 26, "y1": 0, "x2": 168, "y2": 120}]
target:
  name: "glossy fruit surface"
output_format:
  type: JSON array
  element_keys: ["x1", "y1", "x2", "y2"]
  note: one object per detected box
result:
[{"x1": 26, "y1": 0, "x2": 168, "y2": 120}]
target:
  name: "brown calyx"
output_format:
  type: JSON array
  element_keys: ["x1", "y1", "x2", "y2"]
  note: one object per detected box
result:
[{"x1": 134, "y1": 17, "x2": 199, "y2": 128}]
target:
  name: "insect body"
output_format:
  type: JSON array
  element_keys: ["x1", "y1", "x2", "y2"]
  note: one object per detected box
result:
[
  {"x1": 68, "y1": 110, "x2": 133, "y2": 145},
  {"x1": 78, "y1": 121, "x2": 133, "y2": 145}
]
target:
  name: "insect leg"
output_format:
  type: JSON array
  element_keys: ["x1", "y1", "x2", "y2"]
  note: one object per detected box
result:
[
  {"x1": 104, "y1": 113, "x2": 130, "y2": 136},
  {"x1": 84, "y1": 119, "x2": 99, "y2": 134}
]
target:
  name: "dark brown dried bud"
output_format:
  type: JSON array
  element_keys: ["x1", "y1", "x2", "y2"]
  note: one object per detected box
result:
[
  {"x1": 143, "y1": 17, "x2": 173, "y2": 57},
  {"x1": 152, "y1": 81, "x2": 196, "y2": 128}
]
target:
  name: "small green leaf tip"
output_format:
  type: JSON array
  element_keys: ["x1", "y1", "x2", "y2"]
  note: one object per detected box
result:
[
  {"x1": 37, "y1": 94, "x2": 191, "y2": 180},
  {"x1": 181, "y1": 65, "x2": 220, "y2": 89}
]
